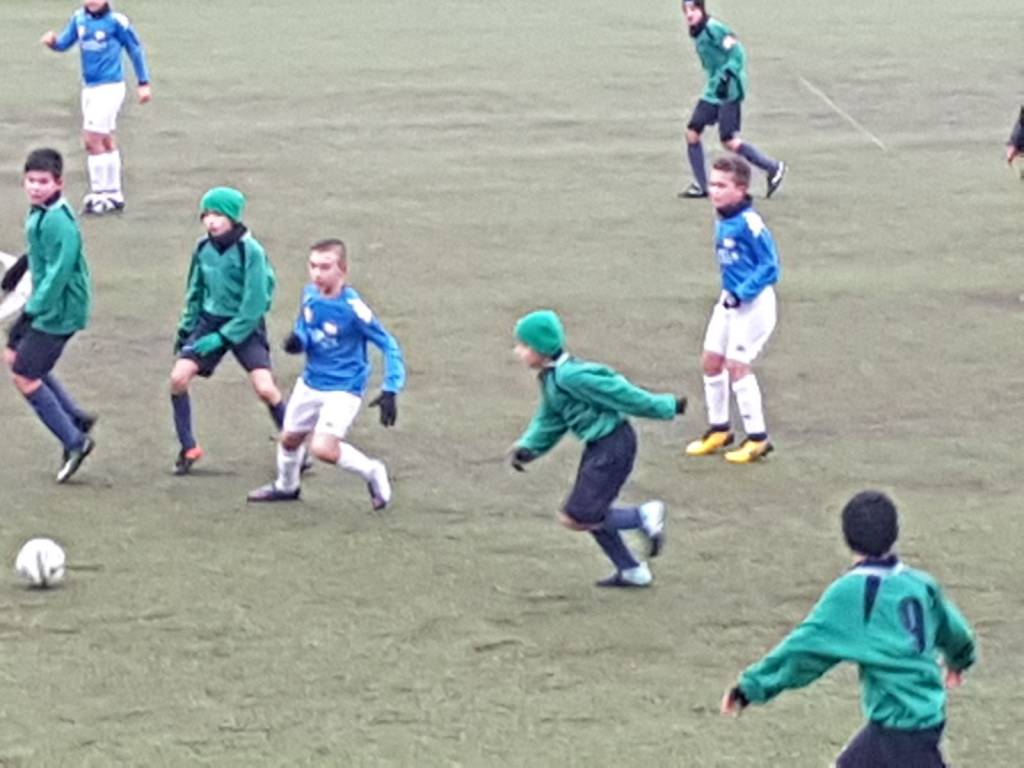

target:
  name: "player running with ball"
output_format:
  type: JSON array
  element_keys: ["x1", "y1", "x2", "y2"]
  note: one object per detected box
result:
[{"x1": 248, "y1": 239, "x2": 404, "y2": 510}]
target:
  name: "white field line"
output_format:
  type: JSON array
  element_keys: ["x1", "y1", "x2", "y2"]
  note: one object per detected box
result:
[{"x1": 798, "y1": 75, "x2": 887, "y2": 152}]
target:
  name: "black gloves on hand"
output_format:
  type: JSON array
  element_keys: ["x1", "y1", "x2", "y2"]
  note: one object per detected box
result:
[
  {"x1": 173, "y1": 327, "x2": 190, "y2": 355},
  {"x1": 369, "y1": 391, "x2": 397, "y2": 427},
  {"x1": 509, "y1": 447, "x2": 537, "y2": 472},
  {"x1": 282, "y1": 332, "x2": 304, "y2": 355},
  {"x1": 716, "y1": 71, "x2": 734, "y2": 100},
  {"x1": 725, "y1": 686, "x2": 749, "y2": 711},
  {"x1": 675, "y1": 396, "x2": 688, "y2": 415},
  {"x1": 722, "y1": 292, "x2": 741, "y2": 309},
  {"x1": 1, "y1": 254, "x2": 28, "y2": 292}
]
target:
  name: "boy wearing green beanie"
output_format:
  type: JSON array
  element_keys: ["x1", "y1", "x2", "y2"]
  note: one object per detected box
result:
[
  {"x1": 510, "y1": 310, "x2": 687, "y2": 587},
  {"x1": 168, "y1": 187, "x2": 286, "y2": 475}
]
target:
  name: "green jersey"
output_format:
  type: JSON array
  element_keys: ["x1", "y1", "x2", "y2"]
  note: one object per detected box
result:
[
  {"x1": 178, "y1": 227, "x2": 276, "y2": 345},
  {"x1": 24, "y1": 197, "x2": 91, "y2": 335},
  {"x1": 517, "y1": 355, "x2": 677, "y2": 455},
  {"x1": 692, "y1": 18, "x2": 748, "y2": 105},
  {"x1": 738, "y1": 557, "x2": 976, "y2": 730}
]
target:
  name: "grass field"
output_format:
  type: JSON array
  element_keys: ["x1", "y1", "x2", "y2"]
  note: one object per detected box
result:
[{"x1": 0, "y1": 1, "x2": 1022, "y2": 765}]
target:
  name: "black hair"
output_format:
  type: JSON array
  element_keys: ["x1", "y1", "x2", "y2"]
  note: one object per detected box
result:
[
  {"x1": 841, "y1": 491, "x2": 899, "y2": 557},
  {"x1": 24, "y1": 148, "x2": 64, "y2": 179}
]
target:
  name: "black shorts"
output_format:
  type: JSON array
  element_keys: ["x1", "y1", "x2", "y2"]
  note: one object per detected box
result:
[
  {"x1": 6, "y1": 313, "x2": 72, "y2": 380},
  {"x1": 836, "y1": 722, "x2": 947, "y2": 768},
  {"x1": 179, "y1": 313, "x2": 272, "y2": 377},
  {"x1": 688, "y1": 99, "x2": 742, "y2": 141},
  {"x1": 563, "y1": 421, "x2": 637, "y2": 525}
]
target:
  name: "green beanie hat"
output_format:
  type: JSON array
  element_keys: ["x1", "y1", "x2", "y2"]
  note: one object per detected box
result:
[
  {"x1": 200, "y1": 186, "x2": 246, "y2": 221},
  {"x1": 515, "y1": 310, "x2": 565, "y2": 357}
]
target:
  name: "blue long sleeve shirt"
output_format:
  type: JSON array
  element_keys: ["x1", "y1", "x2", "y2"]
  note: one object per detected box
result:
[
  {"x1": 51, "y1": 5, "x2": 150, "y2": 86},
  {"x1": 294, "y1": 285, "x2": 405, "y2": 396},
  {"x1": 715, "y1": 198, "x2": 780, "y2": 302}
]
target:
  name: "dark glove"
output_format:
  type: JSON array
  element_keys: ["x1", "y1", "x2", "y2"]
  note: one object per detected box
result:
[
  {"x1": 722, "y1": 291, "x2": 741, "y2": 309},
  {"x1": 675, "y1": 396, "x2": 687, "y2": 415},
  {"x1": 509, "y1": 447, "x2": 537, "y2": 472},
  {"x1": 715, "y1": 70, "x2": 734, "y2": 100},
  {"x1": 368, "y1": 391, "x2": 397, "y2": 427},
  {"x1": 1, "y1": 254, "x2": 28, "y2": 292},
  {"x1": 173, "y1": 326, "x2": 191, "y2": 354},
  {"x1": 725, "y1": 686, "x2": 749, "y2": 711},
  {"x1": 282, "y1": 332, "x2": 304, "y2": 355}
]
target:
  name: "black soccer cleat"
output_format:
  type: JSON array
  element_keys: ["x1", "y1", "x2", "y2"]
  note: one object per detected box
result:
[
  {"x1": 247, "y1": 483, "x2": 301, "y2": 503},
  {"x1": 173, "y1": 445, "x2": 205, "y2": 476},
  {"x1": 766, "y1": 161, "x2": 787, "y2": 198},
  {"x1": 56, "y1": 436, "x2": 95, "y2": 484},
  {"x1": 678, "y1": 182, "x2": 709, "y2": 199}
]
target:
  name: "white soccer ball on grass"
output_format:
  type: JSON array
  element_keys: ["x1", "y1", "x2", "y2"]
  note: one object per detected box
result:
[{"x1": 15, "y1": 538, "x2": 67, "y2": 588}]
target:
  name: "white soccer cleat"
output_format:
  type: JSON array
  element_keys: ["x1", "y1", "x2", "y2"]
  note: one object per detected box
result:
[
  {"x1": 367, "y1": 461, "x2": 392, "y2": 511},
  {"x1": 639, "y1": 500, "x2": 667, "y2": 557}
]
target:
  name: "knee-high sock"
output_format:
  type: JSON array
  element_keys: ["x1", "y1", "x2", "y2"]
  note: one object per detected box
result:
[
  {"x1": 275, "y1": 443, "x2": 303, "y2": 492},
  {"x1": 604, "y1": 506, "x2": 642, "y2": 531},
  {"x1": 703, "y1": 371, "x2": 731, "y2": 428},
  {"x1": 87, "y1": 154, "x2": 105, "y2": 195},
  {"x1": 25, "y1": 386, "x2": 83, "y2": 451},
  {"x1": 171, "y1": 393, "x2": 196, "y2": 450},
  {"x1": 336, "y1": 442, "x2": 375, "y2": 480},
  {"x1": 688, "y1": 141, "x2": 708, "y2": 190},
  {"x1": 42, "y1": 374, "x2": 88, "y2": 424},
  {"x1": 732, "y1": 374, "x2": 767, "y2": 438},
  {"x1": 590, "y1": 529, "x2": 640, "y2": 571},
  {"x1": 267, "y1": 400, "x2": 286, "y2": 429},
  {"x1": 736, "y1": 142, "x2": 779, "y2": 175},
  {"x1": 106, "y1": 150, "x2": 122, "y2": 197}
]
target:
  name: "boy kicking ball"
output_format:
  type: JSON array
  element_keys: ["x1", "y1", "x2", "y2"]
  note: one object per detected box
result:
[
  {"x1": 509, "y1": 310, "x2": 687, "y2": 588},
  {"x1": 247, "y1": 239, "x2": 404, "y2": 510}
]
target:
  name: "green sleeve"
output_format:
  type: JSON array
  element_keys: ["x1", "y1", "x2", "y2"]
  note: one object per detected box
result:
[
  {"x1": 933, "y1": 587, "x2": 976, "y2": 672},
  {"x1": 738, "y1": 584, "x2": 849, "y2": 704},
  {"x1": 24, "y1": 215, "x2": 80, "y2": 319},
  {"x1": 565, "y1": 366, "x2": 676, "y2": 421},
  {"x1": 178, "y1": 252, "x2": 203, "y2": 334},
  {"x1": 708, "y1": 25, "x2": 746, "y2": 98},
  {"x1": 518, "y1": 397, "x2": 569, "y2": 456},
  {"x1": 218, "y1": 242, "x2": 272, "y2": 345}
]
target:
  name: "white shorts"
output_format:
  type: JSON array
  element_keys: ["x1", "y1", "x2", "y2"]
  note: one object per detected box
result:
[
  {"x1": 81, "y1": 82, "x2": 126, "y2": 134},
  {"x1": 282, "y1": 378, "x2": 362, "y2": 439},
  {"x1": 702, "y1": 286, "x2": 777, "y2": 365}
]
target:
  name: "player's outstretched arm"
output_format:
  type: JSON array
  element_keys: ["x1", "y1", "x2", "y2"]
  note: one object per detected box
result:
[{"x1": 43, "y1": 16, "x2": 78, "y2": 52}]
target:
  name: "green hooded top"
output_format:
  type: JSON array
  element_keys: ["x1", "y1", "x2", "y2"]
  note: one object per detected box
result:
[
  {"x1": 693, "y1": 18, "x2": 749, "y2": 105},
  {"x1": 177, "y1": 227, "x2": 276, "y2": 345},
  {"x1": 738, "y1": 557, "x2": 976, "y2": 730},
  {"x1": 24, "y1": 196, "x2": 91, "y2": 335}
]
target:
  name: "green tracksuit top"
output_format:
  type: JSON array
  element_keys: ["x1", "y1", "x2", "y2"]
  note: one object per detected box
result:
[
  {"x1": 738, "y1": 557, "x2": 976, "y2": 730},
  {"x1": 516, "y1": 354, "x2": 677, "y2": 454},
  {"x1": 24, "y1": 197, "x2": 91, "y2": 335},
  {"x1": 693, "y1": 18, "x2": 749, "y2": 105},
  {"x1": 178, "y1": 227, "x2": 276, "y2": 345}
]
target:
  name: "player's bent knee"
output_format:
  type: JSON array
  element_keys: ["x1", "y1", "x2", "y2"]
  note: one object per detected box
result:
[
  {"x1": 723, "y1": 137, "x2": 742, "y2": 151},
  {"x1": 12, "y1": 374, "x2": 40, "y2": 395},
  {"x1": 701, "y1": 352, "x2": 726, "y2": 376},
  {"x1": 686, "y1": 129, "x2": 702, "y2": 144},
  {"x1": 558, "y1": 511, "x2": 595, "y2": 531},
  {"x1": 280, "y1": 432, "x2": 306, "y2": 451},
  {"x1": 310, "y1": 434, "x2": 340, "y2": 464},
  {"x1": 726, "y1": 361, "x2": 752, "y2": 380}
]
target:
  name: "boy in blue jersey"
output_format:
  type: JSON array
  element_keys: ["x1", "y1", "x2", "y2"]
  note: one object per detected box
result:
[
  {"x1": 685, "y1": 156, "x2": 779, "y2": 463},
  {"x1": 41, "y1": 1, "x2": 151, "y2": 215},
  {"x1": 510, "y1": 310, "x2": 687, "y2": 588},
  {"x1": 679, "y1": 0, "x2": 785, "y2": 200},
  {"x1": 247, "y1": 239, "x2": 404, "y2": 510},
  {"x1": 721, "y1": 491, "x2": 976, "y2": 768},
  {"x1": 6, "y1": 149, "x2": 97, "y2": 483}
]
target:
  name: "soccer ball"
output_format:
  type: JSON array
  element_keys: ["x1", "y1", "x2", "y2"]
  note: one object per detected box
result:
[{"x1": 15, "y1": 538, "x2": 67, "y2": 588}]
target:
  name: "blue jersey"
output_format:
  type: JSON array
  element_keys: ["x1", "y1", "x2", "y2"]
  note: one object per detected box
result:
[
  {"x1": 51, "y1": 5, "x2": 150, "y2": 87},
  {"x1": 294, "y1": 285, "x2": 405, "y2": 396},
  {"x1": 714, "y1": 199, "x2": 780, "y2": 301}
]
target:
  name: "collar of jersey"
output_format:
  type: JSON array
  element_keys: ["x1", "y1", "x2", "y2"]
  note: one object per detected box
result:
[
  {"x1": 689, "y1": 17, "x2": 708, "y2": 38},
  {"x1": 851, "y1": 554, "x2": 901, "y2": 573},
  {"x1": 209, "y1": 223, "x2": 247, "y2": 253},
  {"x1": 716, "y1": 195, "x2": 753, "y2": 220},
  {"x1": 86, "y1": 3, "x2": 112, "y2": 19},
  {"x1": 31, "y1": 192, "x2": 64, "y2": 212}
]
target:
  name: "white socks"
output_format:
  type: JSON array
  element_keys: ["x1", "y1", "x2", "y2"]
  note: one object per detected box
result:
[
  {"x1": 703, "y1": 371, "x2": 731, "y2": 426},
  {"x1": 86, "y1": 151, "x2": 123, "y2": 198},
  {"x1": 732, "y1": 374, "x2": 767, "y2": 437},
  {"x1": 337, "y1": 442, "x2": 375, "y2": 480},
  {"x1": 275, "y1": 443, "x2": 303, "y2": 492}
]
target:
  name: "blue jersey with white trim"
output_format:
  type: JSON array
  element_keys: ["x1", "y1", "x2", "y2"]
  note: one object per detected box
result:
[
  {"x1": 294, "y1": 285, "x2": 406, "y2": 396},
  {"x1": 714, "y1": 199, "x2": 780, "y2": 301},
  {"x1": 52, "y1": 5, "x2": 150, "y2": 87}
]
